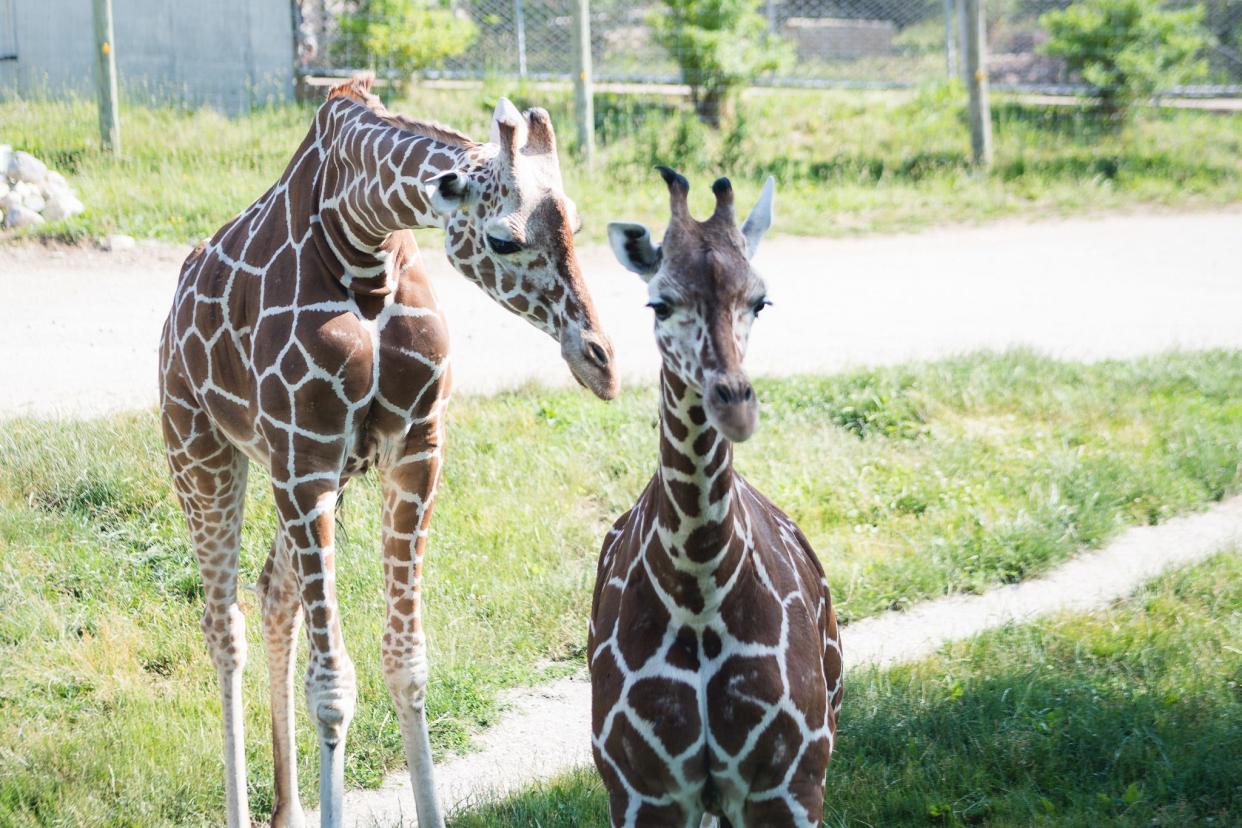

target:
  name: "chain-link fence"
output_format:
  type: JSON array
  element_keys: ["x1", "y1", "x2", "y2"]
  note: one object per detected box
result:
[{"x1": 297, "y1": 0, "x2": 1242, "y2": 95}]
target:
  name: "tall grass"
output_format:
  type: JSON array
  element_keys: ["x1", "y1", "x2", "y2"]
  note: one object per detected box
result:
[
  {"x1": 1, "y1": 82, "x2": 1240, "y2": 245},
  {"x1": 0, "y1": 351, "x2": 1240, "y2": 824}
]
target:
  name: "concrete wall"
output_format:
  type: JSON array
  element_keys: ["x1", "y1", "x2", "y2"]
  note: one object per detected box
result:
[{"x1": 0, "y1": 0, "x2": 294, "y2": 114}]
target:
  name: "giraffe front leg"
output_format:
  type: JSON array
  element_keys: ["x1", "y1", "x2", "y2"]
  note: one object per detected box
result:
[
  {"x1": 274, "y1": 478, "x2": 356, "y2": 828},
  {"x1": 162, "y1": 410, "x2": 252, "y2": 828},
  {"x1": 258, "y1": 535, "x2": 307, "y2": 828},
  {"x1": 380, "y1": 432, "x2": 447, "y2": 828}
]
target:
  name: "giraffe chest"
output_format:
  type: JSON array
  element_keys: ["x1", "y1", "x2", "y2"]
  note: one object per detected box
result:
[{"x1": 590, "y1": 508, "x2": 838, "y2": 824}]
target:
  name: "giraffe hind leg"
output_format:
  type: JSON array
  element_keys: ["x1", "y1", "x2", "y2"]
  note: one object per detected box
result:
[
  {"x1": 162, "y1": 405, "x2": 251, "y2": 828},
  {"x1": 258, "y1": 534, "x2": 307, "y2": 828}
]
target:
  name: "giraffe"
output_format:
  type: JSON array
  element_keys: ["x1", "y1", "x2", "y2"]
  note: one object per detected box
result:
[
  {"x1": 589, "y1": 167, "x2": 843, "y2": 827},
  {"x1": 158, "y1": 75, "x2": 617, "y2": 828}
]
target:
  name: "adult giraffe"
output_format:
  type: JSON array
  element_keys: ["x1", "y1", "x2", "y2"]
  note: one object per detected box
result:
[
  {"x1": 159, "y1": 76, "x2": 616, "y2": 828},
  {"x1": 590, "y1": 168, "x2": 843, "y2": 827}
]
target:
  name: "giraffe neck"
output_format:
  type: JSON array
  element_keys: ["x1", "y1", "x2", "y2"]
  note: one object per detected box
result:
[
  {"x1": 314, "y1": 101, "x2": 480, "y2": 295},
  {"x1": 646, "y1": 367, "x2": 744, "y2": 616}
]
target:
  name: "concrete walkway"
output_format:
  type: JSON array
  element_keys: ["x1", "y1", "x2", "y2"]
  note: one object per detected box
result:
[
  {"x1": 313, "y1": 495, "x2": 1242, "y2": 826},
  {"x1": 2, "y1": 209, "x2": 1240, "y2": 418}
]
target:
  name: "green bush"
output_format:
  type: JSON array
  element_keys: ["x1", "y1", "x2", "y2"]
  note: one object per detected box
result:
[
  {"x1": 1040, "y1": 0, "x2": 1211, "y2": 114},
  {"x1": 650, "y1": 0, "x2": 788, "y2": 127},
  {"x1": 336, "y1": 0, "x2": 477, "y2": 80}
]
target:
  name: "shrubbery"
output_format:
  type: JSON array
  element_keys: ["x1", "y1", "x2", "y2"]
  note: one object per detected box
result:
[
  {"x1": 336, "y1": 0, "x2": 477, "y2": 82},
  {"x1": 651, "y1": 0, "x2": 788, "y2": 127},
  {"x1": 1040, "y1": 0, "x2": 1211, "y2": 115}
]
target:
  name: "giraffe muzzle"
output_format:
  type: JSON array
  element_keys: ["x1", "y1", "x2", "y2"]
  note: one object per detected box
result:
[
  {"x1": 705, "y1": 374, "x2": 758, "y2": 442},
  {"x1": 562, "y1": 327, "x2": 620, "y2": 401}
]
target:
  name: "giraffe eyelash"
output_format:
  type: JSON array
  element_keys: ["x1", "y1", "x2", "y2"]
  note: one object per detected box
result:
[{"x1": 486, "y1": 235, "x2": 522, "y2": 255}]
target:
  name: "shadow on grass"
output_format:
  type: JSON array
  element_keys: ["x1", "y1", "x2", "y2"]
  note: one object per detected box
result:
[{"x1": 822, "y1": 664, "x2": 1242, "y2": 827}]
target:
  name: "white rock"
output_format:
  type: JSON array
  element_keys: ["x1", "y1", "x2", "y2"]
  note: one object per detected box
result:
[
  {"x1": 46, "y1": 170, "x2": 67, "y2": 189},
  {"x1": 0, "y1": 191, "x2": 20, "y2": 212},
  {"x1": 12, "y1": 181, "x2": 35, "y2": 199},
  {"x1": 0, "y1": 180, "x2": 8, "y2": 200},
  {"x1": 23, "y1": 192, "x2": 46, "y2": 213},
  {"x1": 0, "y1": 145, "x2": 11, "y2": 180},
  {"x1": 4, "y1": 204, "x2": 45, "y2": 228},
  {"x1": 8, "y1": 151, "x2": 48, "y2": 185},
  {"x1": 104, "y1": 233, "x2": 136, "y2": 251},
  {"x1": 44, "y1": 192, "x2": 85, "y2": 221}
]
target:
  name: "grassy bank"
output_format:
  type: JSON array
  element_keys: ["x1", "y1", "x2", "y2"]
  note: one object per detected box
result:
[
  {"x1": 1, "y1": 351, "x2": 1240, "y2": 824},
  {"x1": 1, "y1": 83, "x2": 1240, "y2": 245},
  {"x1": 455, "y1": 550, "x2": 1242, "y2": 827}
]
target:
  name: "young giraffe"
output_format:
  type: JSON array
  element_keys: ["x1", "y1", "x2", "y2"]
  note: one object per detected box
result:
[
  {"x1": 159, "y1": 75, "x2": 617, "y2": 828},
  {"x1": 590, "y1": 168, "x2": 843, "y2": 827}
]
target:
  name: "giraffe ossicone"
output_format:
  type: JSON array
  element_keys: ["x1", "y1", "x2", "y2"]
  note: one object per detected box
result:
[
  {"x1": 159, "y1": 74, "x2": 616, "y2": 828},
  {"x1": 591, "y1": 169, "x2": 844, "y2": 827}
]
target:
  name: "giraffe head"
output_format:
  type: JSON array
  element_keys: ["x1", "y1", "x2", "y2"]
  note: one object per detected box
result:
[
  {"x1": 606, "y1": 167, "x2": 775, "y2": 442},
  {"x1": 423, "y1": 99, "x2": 618, "y2": 400}
]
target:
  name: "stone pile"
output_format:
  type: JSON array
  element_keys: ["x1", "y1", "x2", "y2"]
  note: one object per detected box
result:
[{"x1": 0, "y1": 145, "x2": 86, "y2": 229}]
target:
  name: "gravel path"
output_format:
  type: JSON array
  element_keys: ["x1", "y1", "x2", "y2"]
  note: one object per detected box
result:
[
  {"x1": 2, "y1": 209, "x2": 1240, "y2": 417},
  {"x1": 313, "y1": 495, "x2": 1242, "y2": 827}
]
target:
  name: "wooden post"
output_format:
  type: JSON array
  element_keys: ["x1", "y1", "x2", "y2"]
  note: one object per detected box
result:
[
  {"x1": 962, "y1": 0, "x2": 992, "y2": 167},
  {"x1": 571, "y1": 0, "x2": 594, "y2": 169},
  {"x1": 92, "y1": 0, "x2": 120, "y2": 155}
]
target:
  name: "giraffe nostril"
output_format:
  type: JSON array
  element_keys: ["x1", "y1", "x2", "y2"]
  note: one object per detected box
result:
[
  {"x1": 586, "y1": 340, "x2": 610, "y2": 369},
  {"x1": 713, "y1": 384, "x2": 732, "y2": 406},
  {"x1": 742, "y1": 384, "x2": 754, "y2": 402}
]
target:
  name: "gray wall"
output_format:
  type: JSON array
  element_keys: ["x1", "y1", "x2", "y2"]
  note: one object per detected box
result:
[{"x1": 0, "y1": 0, "x2": 294, "y2": 114}]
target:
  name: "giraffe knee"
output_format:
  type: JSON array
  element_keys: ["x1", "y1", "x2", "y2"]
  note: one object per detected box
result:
[
  {"x1": 381, "y1": 639, "x2": 430, "y2": 712},
  {"x1": 200, "y1": 603, "x2": 247, "y2": 674},
  {"x1": 304, "y1": 657, "x2": 357, "y2": 741}
]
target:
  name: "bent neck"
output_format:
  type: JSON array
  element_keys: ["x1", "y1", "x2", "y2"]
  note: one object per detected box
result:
[{"x1": 314, "y1": 103, "x2": 480, "y2": 295}]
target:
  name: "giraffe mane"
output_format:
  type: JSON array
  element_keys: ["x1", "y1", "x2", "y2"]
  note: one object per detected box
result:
[{"x1": 325, "y1": 73, "x2": 478, "y2": 149}]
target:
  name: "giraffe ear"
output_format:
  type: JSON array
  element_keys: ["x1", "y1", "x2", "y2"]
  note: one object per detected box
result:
[
  {"x1": 424, "y1": 171, "x2": 473, "y2": 216},
  {"x1": 740, "y1": 176, "x2": 775, "y2": 260},
  {"x1": 608, "y1": 222, "x2": 661, "y2": 282}
]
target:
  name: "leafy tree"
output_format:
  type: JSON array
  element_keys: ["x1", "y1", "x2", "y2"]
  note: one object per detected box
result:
[
  {"x1": 651, "y1": 0, "x2": 788, "y2": 127},
  {"x1": 336, "y1": 0, "x2": 477, "y2": 81},
  {"x1": 1040, "y1": 0, "x2": 1212, "y2": 115}
]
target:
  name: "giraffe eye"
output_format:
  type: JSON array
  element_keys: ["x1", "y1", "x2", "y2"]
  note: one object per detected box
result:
[
  {"x1": 487, "y1": 235, "x2": 522, "y2": 255},
  {"x1": 753, "y1": 298, "x2": 772, "y2": 316},
  {"x1": 647, "y1": 300, "x2": 673, "y2": 321}
]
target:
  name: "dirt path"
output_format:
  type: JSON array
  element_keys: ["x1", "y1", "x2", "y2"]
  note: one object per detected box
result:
[
  {"x1": 311, "y1": 495, "x2": 1242, "y2": 827},
  {"x1": 2, "y1": 209, "x2": 1240, "y2": 418}
]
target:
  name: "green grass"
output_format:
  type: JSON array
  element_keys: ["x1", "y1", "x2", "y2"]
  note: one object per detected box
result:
[
  {"x1": 1, "y1": 82, "x2": 1240, "y2": 245},
  {"x1": 1, "y1": 350, "x2": 1241, "y2": 824},
  {"x1": 453, "y1": 550, "x2": 1242, "y2": 827}
]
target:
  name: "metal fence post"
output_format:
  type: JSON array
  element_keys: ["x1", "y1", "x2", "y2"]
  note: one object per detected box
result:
[
  {"x1": 92, "y1": 0, "x2": 120, "y2": 155},
  {"x1": 963, "y1": 0, "x2": 992, "y2": 166},
  {"x1": 955, "y1": 0, "x2": 970, "y2": 87},
  {"x1": 572, "y1": 0, "x2": 594, "y2": 168},
  {"x1": 942, "y1": 0, "x2": 957, "y2": 80},
  {"x1": 513, "y1": 0, "x2": 528, "y2": 78}
]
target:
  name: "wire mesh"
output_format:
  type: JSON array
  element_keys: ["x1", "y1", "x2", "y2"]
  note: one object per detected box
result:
[{"x1": 298, "y1": 0, "x2": 1242, "y2": 95}]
